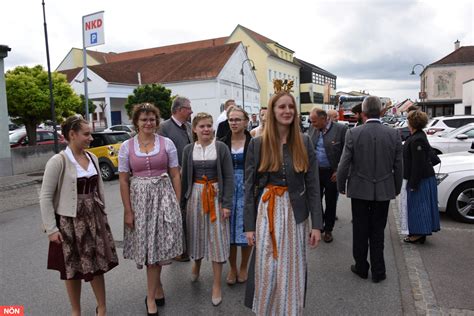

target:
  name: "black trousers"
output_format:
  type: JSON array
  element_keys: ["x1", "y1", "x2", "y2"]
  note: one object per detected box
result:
[
  {"x1": 319, "y1": 168, "x2": 338, "y2": 232},
  {"x1": 351, "y1": 198, "x2": 390, "y2": 278}
]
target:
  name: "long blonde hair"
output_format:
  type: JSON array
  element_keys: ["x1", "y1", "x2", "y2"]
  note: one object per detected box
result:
[{"x1": 259, "y1": 92, "x2": 309, "y2": 173}]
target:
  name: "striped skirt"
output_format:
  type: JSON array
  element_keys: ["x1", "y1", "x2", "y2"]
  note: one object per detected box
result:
[
  {"x1": 123, "y1": 175, "x2": 183, "y2": 269},
  {"x1": 407, "y1": 176, "x2": 441, "y2": 235},
  {"x1": 253, "y1": 188, "x2": 308, "y2": 316},
  {"x1": 186, "y1": 182, "x2": 230, "y2": 263}
]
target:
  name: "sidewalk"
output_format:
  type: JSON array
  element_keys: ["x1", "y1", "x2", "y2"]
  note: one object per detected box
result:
[{"x1": 0, "y1": 171, "x2": 43, "y2": 192}]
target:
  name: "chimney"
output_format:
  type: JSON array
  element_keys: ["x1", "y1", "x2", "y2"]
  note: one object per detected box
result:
[
  {"x1": 454, "y1": 39, "x2": 460, "y2": 50},
  {"x1": 137, "y1": 72, "x2": 142, "y2": 85}
]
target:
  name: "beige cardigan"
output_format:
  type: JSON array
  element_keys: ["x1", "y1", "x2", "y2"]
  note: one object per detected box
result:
[{"x1": 40, "y1": 151, "x2": 106, "y2": 235}]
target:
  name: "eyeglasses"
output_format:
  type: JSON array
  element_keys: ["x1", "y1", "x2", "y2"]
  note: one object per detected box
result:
[
  {"x1": 228, "y1": 118, "x2": 244, "y2": 123},
  {"x1": 139, "y1": 118, "x2": 157, "y2": 123}
]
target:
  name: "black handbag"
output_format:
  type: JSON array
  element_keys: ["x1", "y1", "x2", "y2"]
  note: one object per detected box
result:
[{"x1": 428, "y1": 147, "x2": 441, "y2": 166}]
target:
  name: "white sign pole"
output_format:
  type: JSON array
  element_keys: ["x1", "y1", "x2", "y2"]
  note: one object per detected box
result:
[{"x1": 82, "y1": 11, "x2": 104, "y2": 122}]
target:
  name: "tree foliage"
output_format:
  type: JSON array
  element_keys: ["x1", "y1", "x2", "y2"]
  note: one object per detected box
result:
[
  {"x1": 124, "y1": 84, "x2": 172, "y2": 119},
  {"x1": 78, "y1": 94, "x2": 97, "y2": 117},
  {"x1": 6, "y1": 65, "x2": 81, "y2": 145}
]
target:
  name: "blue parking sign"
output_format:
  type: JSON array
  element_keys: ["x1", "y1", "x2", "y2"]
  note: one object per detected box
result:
[{"x1": 90, "y1": 32, "x2": 98, "y2": 44}]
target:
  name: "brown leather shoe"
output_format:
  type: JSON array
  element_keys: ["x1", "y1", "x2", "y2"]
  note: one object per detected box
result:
[
  {"x1": 175, "y1": 254, "x2": 190, "y2": 262},
  {"x1": 323, "y1": 232, "x2": 333, "y2": 243}
]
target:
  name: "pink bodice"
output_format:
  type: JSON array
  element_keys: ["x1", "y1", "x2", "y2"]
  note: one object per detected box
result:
[{"x1": 129, "y1": 136, "x2": 168, "y2": 177}]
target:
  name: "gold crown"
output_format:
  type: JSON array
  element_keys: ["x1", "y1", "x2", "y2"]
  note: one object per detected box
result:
[{"x1": 273, "y1": 79, "x2": 294, "y2": 94}]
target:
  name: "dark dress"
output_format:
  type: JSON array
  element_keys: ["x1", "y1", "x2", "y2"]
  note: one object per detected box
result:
[
  {"x1": 47, "y1": 174, "x2": 118, "y2": 281},
  {"x1": 403, "y1": 130, "x2": 440, "y2": 235}
]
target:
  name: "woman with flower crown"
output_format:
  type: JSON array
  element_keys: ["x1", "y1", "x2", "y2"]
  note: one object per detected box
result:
[{"x1": 244, "y1": 81, "x2": 323, "y2": 315}]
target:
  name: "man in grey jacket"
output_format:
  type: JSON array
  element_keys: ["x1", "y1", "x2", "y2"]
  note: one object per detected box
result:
[
  {"x1": 337, "y1": 96, "x2": 402, "y2": 283},
  {"x1": 308, "y1": 108, "x2": 348, "y2": 243},
  {"x1": 159, "y1": 96, "x2": 193, "y2": 166},
  {"x1": 159, "y1": 96, "x2": 193, "y2": 261}
]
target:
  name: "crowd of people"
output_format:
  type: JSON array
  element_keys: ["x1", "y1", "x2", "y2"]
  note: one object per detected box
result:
[{"x1": 39, "y1": 85, "x2": 441, "y2": 315}]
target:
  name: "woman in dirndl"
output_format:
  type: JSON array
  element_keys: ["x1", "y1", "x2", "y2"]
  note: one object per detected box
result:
[
  {"x1": 118, "y1": 103, "x2": 183, "y2": 316},
  {"x1": 244, "y1": 89, "x2": 323, "y2": 316},
  {"x1": 40, "y1": 115, "x2": 118, "y2": 316},
  {"x1": 181, "y1": 112, "x2": 234, "y2": 306},
  {"x1": 220, "y1": 106, "x2": 253, "y2": 285},
  {"x1": 403, "y1": 110, "x2": 440, "y2": 244}
]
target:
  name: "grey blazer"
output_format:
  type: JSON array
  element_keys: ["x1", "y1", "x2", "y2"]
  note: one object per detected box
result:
[
  {"x1": 159, "y1": 118, "x2": 193, "y2": 165},
  {"x1": 180, "y1": 141, "x2": 234, "y2": 210},
  {"x1": 244, "y1": 135, "x2": 323, "y2": 231},
  {"x1": 307, "y1": 122, "x2": 348, "y2": 171},
  {"x1": 337, "y1": 120, "x2": 403, "y2": 201}
]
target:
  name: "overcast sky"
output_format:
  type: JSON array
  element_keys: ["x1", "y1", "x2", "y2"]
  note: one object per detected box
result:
[{"x1": 2, "y1": 0, "x2": 472, "y2": 102}]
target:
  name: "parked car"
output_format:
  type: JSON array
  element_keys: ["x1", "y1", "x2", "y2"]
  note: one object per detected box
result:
[
  {"x1": 425, "y1": 115, "x2": 474, "y2": 135},
  {"x1": 9, "y1": 129, "x2": 66, "y2": 148},
  {"x1": 87, "y1": 131, "x2": 131, "y2": 181},
  {"x1": 428, "y1": 123, "x2": 474, "y2": 154},
  {"x1": 396, "y1": 126, "x2": 411, "y2": 141},
  {"x1": 435, "y1": 141, "x2": 474, "y2": 223},
  {"x1": 104, "y1": 124, "x2": 135, "y2": 135}
]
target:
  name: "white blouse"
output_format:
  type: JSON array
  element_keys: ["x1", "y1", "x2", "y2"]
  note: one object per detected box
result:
[
  {"x1": 118, "y1": 134, "x2": 179, "y2": 173},
  {"x1": 65, "y1": 146, "x2": 98, "y2": 178},
  {"x1": 193, "y1": 140, "x2": 217, "y2": 160}
]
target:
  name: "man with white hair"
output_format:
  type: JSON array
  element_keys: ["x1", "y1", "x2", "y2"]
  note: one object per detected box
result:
[{"x1": 337, "y1": 96, "x2": 402, "y2": 283}]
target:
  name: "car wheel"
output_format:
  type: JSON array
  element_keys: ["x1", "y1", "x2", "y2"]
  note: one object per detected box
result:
[
  {"x1": 99, "y1": 162, "x2": 114, "y2": 181},
  {"x1": 447, "y1": 181, "x2": 474, "y2": 224}
]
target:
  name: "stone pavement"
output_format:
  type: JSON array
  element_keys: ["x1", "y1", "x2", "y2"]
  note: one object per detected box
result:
[{"x1": 0, "y1": 171, "x2": 43, "y2": 191}]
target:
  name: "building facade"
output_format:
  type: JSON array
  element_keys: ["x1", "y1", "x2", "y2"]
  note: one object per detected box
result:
[
  {"x1": 419, "y1": 43, "x2": 474, "y2": 117},
  {"x1": 62, "y1": 43, "x2": 260, "y2": 127}
]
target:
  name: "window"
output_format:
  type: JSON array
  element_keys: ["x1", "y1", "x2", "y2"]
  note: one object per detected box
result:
[
  {"x1": 445, "y1": 118, "x2": 474, "y2": 128},
  {"x1": 41, "y1": 132, "x2": 55, "y2": 141},
  {"x1": 274, "y1": 70, "x2": 277, "y2": 79},
  {"x1": 269, "y1": 69, "x2": 272, "y2": 81},
  {"x1": 279, "y1": 72, "x2": 281, "y2": 78},
  {"x1": 465, "y1": 129, "x2": 474, "y2": 138}
]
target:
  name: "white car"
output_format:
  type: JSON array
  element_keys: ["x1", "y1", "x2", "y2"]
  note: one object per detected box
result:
[
  {"x1": 425, "y1": 115, "x2": 474, "y2": 136},
  {"x1": 104, "y1": 124, "x2": 135, "y2": 134},
  {"x1": 435, "y1": 142, "x2": 474, "y2": 223},
  {"x1": 428, "y1": 123, "x2": 474, "y2": 154}
]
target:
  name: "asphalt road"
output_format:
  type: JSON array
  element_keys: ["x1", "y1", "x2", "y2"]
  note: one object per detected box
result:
[{"x1": 0, "y1": 178, "x2": 472, "y2": 315}]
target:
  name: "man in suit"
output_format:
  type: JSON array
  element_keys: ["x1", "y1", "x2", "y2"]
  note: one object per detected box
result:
[
  {"x1": 308, "y1": 108, "x2": 348, "y2": 243},
  {"x1": 159, "y1": 96, "x2": 193, "y2": 262},
  {"x1": 159, "y1": 96, "x2": 193, "y2": 166},
  {"x1": 216, "y1": 99, "x2": 235, "y2": 138},
  {"x1": 337, "y1": 96, "x2": 402, "y2": 283}
]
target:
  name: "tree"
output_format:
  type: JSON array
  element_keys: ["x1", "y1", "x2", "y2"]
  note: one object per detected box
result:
[
  {"x1": 6, "y1": 65, "x2": 81, "y2": 146},
  {"x1": 124, "y1": 84, "x2": 172, "y2": 119},
  {"x1": 98, "y1": 102, "x2": 108, "y2": 128},
  {"x1": 77, "y1": 94, "x2": 97, "y2": 118}
]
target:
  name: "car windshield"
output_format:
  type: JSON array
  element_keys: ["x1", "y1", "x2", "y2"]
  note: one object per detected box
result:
[
  {"x1": 108, "y1": 133, "x2": 130, "y2": 143},
  {"x1": 9, "y1": 131, "x2": 25, "y2": 144},
  {"x1": 441, "y1": 125, "x2": 470, "y2": 138}
]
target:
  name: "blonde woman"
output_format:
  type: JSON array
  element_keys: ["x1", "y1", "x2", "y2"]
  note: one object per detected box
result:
[
  {"x1": 181, "y1": 112, "x2": 234, "y2": 306},
  {"x1": 244, "y1": 92, "x2": 322, "y2": 315},
  {"x1": 219, "y1": 106, "x2": 253, "y2": 285}
]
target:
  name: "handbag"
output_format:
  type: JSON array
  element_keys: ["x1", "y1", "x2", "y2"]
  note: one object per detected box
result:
[{"x1": 428, "y1": 147, "x2": 440, "y2": 166}]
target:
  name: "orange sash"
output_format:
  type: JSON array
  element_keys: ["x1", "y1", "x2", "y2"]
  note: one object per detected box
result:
[
  {"x1": 261, "y1": 184, "x2": 288, "y2": 259},
  {"x1": 195, "y1": 176, "x2": 218, "y2": 222}
]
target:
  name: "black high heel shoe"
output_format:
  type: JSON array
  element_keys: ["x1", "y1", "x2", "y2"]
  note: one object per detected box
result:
[
  {"x1": 403, "y1": 235, "x2": 426, "y2": 244},
  {"x1": 145, "y1": 297, "x2": 159, "y2": 316}
]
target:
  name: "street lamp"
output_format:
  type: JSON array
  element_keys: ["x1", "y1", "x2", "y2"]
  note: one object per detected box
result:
[
  {"x1": 410, "y1": 63, "x2": 425, "y2": 75},
  {"x1": 241, "y1": 59, "x2": 256, "y2": 110},
  {"x1": 410, "y1": 63, "x2": 427, "y2": 104}
]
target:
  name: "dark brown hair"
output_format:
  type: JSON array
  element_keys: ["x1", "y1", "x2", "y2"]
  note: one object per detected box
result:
[
  {"x1": 61, "y1": 115, "x2": 88, "y2": 141},
  {"x1": 131, "y1": 103, "x2": 161, "y2": 130},
  {"x1": 407, "y1": 110, "x2": 428, "y2": 131}
]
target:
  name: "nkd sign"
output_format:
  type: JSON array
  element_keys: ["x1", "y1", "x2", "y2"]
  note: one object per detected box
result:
[{"x1": 83, "y1": 11, "x2": 104, "y2": 48}]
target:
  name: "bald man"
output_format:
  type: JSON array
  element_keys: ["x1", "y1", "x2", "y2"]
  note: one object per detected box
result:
[{"x1": 327, "y1": 109, "x2": 339, "y2": 122}]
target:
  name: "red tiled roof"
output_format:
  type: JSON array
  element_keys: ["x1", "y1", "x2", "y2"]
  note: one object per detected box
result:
[
  {"x1": 106, "y1": 37, "x2": 228, "y2": 63},
  {"x1": 430, "y1": 46, "x2": 474, "y2": 66},
  {"x1": 59, "y1": 43, "x2": 240, "y2": 85},
  {"x1": 86, "y1": 50, "x2": 116, "y2": 63},
  {"x1": 59, "y1": 68, "x2": 81, "y2": 82}
]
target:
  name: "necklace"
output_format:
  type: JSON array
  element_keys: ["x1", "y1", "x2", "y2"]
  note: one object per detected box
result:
[{"x1": 138, "y1": 136, "x2": 154, "y2": 153}]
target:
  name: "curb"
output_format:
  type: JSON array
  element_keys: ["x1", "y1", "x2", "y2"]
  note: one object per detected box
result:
[{"x1": 0, "y1": 179, "x2": 42, "y2": 192}]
